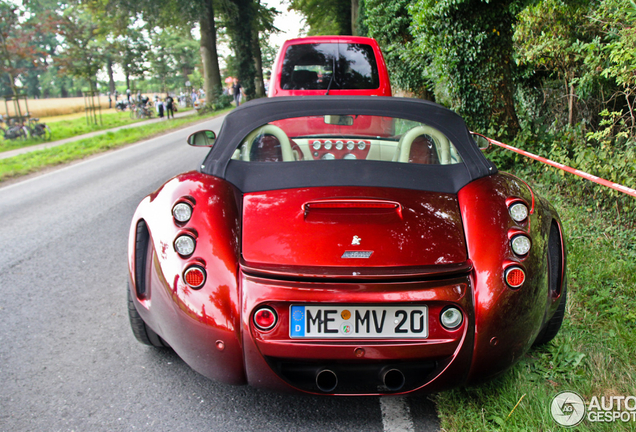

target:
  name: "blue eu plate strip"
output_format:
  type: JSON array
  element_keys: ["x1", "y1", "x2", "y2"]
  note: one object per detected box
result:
[{"x1": 290, "y1": 305, "x2": 305, "y2": 337}]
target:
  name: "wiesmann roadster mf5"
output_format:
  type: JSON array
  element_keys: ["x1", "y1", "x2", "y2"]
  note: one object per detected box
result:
[{"x1": 127, "y1": 96, "x2": 566, "y2": 395}]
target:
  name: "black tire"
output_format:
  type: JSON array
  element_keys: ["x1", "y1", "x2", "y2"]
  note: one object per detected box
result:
[
  {"x1": 534, "y1": 222, "x2": 567, "y2": 346},
  {"x1": 534, "y1": 281, "x2": 567, "y2": 346},
  {"x1": 128, "y1": 220, "x2": 169, "y2": 348},
  {"x1": 127, "y1": 285, "x2": 168, "y2": 347}
]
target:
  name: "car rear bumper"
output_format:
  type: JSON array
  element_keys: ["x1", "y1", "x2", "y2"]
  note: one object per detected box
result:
[{"x1": 240, "y1": 269, "x2": 475, "y2": 395}]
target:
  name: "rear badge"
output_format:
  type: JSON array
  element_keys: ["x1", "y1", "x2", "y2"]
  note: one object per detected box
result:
[
  {"x1": 352, "y1": 235, "x2": 361, "y2": 245},
  {"x1": 342, "y1": 251, "x2": 373, "y2": 259}
]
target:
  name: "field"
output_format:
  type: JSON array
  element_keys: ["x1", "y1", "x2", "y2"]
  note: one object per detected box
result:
[{"x1": 0, "y1": 95, "x2": 157, "y2": 119}]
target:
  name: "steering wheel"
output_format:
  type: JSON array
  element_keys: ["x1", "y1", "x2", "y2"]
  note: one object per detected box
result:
[
  {"x1": 393, "y1": 125, "x2": 451, "y2": 164},
  {"x1": 241, "y1": 124, "x2": 294, "y2": 162}
]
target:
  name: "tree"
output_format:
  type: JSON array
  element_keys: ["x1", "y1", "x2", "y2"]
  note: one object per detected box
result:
[
  {"x1": 56, "y1": 7, "x2": 107, "y2": 94},
  {"x1": 514, "y1": 0, "x2": 594, "y2": 127},
  {"x1": 252, "y1": 1, "x2": 279, "y2": 97},
  {"x1": 147, "y1": 26, "x2": 200, "y2": 93},
  {"x1": 364, "y1": 0, "x2": 433, "y2": 99},
  {"x1": 581, "y1": 0, "x2": 636, "y2": 138},
  {"x1": 410, "y1": 0, "x2": 521, "y2": 138},
  {"x1": 289, "y1": 0, "x2": 352, "y2": 35},
  {"x1": 225, "y1": 0, "x2": 258, "y2": 100},
  {"x1": 198, "y1": 0, "x2": 222, "y2": 99},
  {"x1": 115, "y1": 27, "x2": 149, "y2": 90},
  {"x1": 0, "y1": 2, "x2": 52, "y2": 96},
  {"x1": 88, "y1": 0, "x2": 223, "y2": 102}
]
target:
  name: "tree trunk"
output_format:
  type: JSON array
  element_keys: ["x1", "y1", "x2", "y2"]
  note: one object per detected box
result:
[
  {"x1": 228, "y1": 0, "x2": 257, "y2": 100},
  {"x1": 253, "y1": 30, "x2": 265, "y2": 97},
  {"x1": 351, "y1": 0, "x2": 359, "y2": 36},
  {"x1": 107, "y1": 58, "x2": 116, "y2": 94},
  {"x1": 568, "y1": 82, "x2": 575, "y2": 127},
  {"x1": 200, "y1": 0, "x2": 222, "y2": 103}
]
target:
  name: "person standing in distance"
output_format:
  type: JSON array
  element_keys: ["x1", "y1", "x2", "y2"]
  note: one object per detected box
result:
[
  {"x1": 165, "y1": 94, "x2": 174, "y2": 119},
  {"x1": 232, "y1": 78, "x2": 245, "y2": 107}
]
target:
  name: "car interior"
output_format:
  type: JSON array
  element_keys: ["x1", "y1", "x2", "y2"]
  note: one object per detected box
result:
[{"x1": 231, "y1": 116, "x2": 462, "y2": 165}]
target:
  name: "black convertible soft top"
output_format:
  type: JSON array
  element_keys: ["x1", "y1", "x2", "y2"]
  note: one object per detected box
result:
[{"x1": 200, "y1": 96, "x2": 496, "y2": 194}]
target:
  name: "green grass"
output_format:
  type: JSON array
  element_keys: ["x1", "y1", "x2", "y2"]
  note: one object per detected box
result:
[
  {"x1": 0, "y1": 108, "x2": 232, "y2": 182},
  {"x1": 435, "y1": 170, "x2": 636, "y2": 431},
  {"x1": 0, "y1": 110, "x2": 157, "y2": 153}
]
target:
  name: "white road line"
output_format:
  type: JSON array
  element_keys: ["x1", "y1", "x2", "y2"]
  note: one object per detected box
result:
[{"x1": 380, "y1": 396, "x2": 415, "y2": 432}]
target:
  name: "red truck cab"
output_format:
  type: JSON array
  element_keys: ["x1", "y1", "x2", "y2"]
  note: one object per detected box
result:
[{"x1": 268, "y1": 36, "x2": 392, "y2": 97}]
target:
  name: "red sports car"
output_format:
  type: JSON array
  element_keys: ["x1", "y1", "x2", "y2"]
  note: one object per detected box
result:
[{"x1": 127, "y1": 96, "x2": 567, "y2": 395}]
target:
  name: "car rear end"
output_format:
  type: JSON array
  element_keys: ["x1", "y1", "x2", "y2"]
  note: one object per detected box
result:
[
  {"x1": 268, "y1": 36, "x2": 392, "y2": 97},
  {"x1": 238, "y1": 186, "x2": 475, "y2": 395}
]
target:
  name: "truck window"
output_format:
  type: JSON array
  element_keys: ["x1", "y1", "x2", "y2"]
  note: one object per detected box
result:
[{"x1": 280, "y1": 43, "x2": 380, "y2": 91}]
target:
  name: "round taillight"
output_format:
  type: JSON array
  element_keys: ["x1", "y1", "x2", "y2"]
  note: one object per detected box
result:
[
  {"x1": 505, "y1": 267, "x2": 526, "y2": 288},
  {"x1": 509, "y1": 202, "x2": 528, "y2": 222},
  {"x1": 172, "y1": 202, "x2": 192, "y2": 223},
  {"x1": 174, "y1": 235, "x2": 195, "y2": 257},
  {"x1": 253, "y1": 307, "x2": 277, "y2": 331},
  {"x1": 440, "y1": 307, "x2": 463, "y2": 330},
  {"x1": 511, "y1": 235, "x2": 531, "y2": 256},
  {"x1": 184, "y1": 266, "x2": 206, "y2": 289}
]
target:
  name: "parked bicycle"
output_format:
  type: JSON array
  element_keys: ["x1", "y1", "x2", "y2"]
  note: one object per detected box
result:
[
  {"x1": 115, "y1": 100, "x2": 128, "y2": 111},
  {"x1": 26, "y1": 117, "x2": 51, "y2": 140},
  {"x1": 130, "y1": 102, "x2": 154, "y2": 119},
  {"x1": 0, "y1": 115, "x2": 28, "y2": 140}
]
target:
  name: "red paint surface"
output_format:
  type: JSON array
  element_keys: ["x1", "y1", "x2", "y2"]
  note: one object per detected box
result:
[
  {"x1": 242, "y1": 187, "x2": 467, "y2": 271},
  {"x1": 457, "y1": 174, "x2": 562, "y2": 382}
]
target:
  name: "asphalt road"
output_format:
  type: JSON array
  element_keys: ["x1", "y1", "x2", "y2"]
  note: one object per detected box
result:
[{"x1": 0, "y1": 115, "x2": 439, "y2": 432}]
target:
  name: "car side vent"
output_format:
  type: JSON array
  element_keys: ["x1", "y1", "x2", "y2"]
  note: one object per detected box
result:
[{"x1": 135, "y1": 220, "x2": 151, "y2": 298}]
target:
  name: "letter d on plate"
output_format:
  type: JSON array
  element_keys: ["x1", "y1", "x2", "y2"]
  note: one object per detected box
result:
[{"x1": 290, "y1": 306, "x2": 305, "y2": 337}]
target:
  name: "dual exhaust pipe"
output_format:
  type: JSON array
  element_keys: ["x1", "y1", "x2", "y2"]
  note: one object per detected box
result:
[{"x1": 315, "y1": 367, "x2": 406, "y2": 393}]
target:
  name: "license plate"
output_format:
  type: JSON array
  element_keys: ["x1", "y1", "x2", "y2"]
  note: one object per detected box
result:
[{"x1": 289, "y1": 305, "x2": 428, "y2": 338}]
